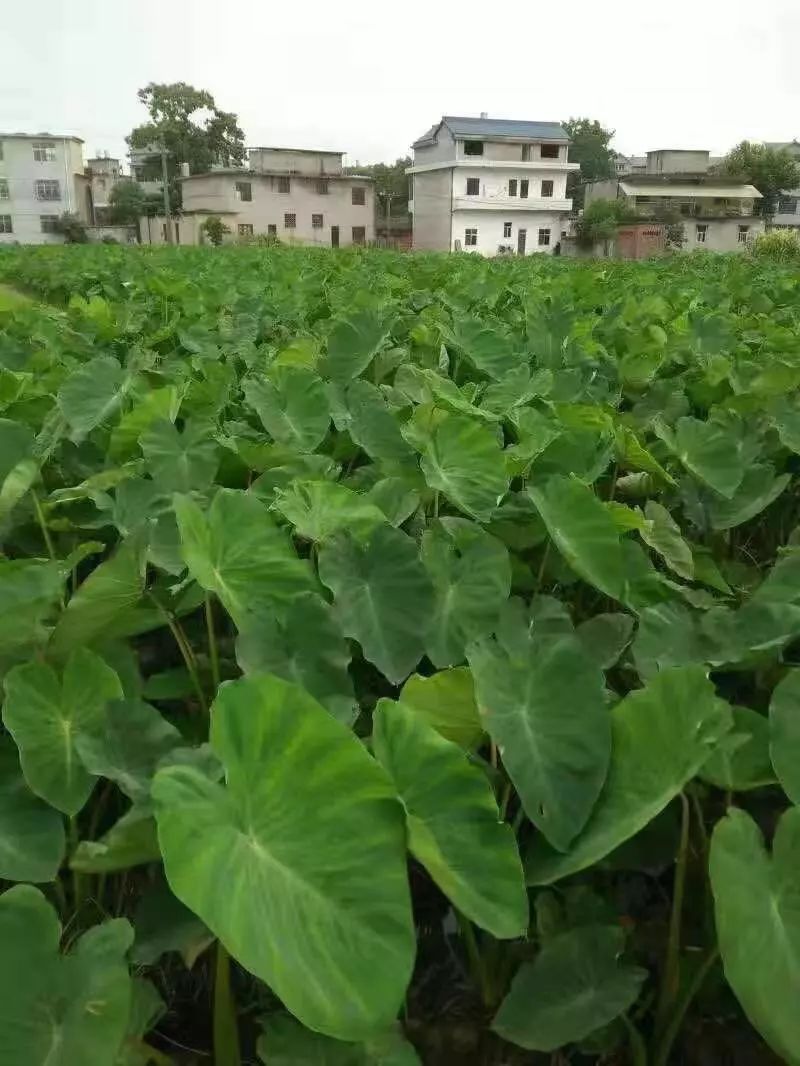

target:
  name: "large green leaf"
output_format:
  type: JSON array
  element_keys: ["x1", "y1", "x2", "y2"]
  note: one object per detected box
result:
[
  {"x1": 700, "y1": 706, "x2": 774, "y2": 792},
  {"x1": 258, "y1": 1014, "x2": 421, "y2": 1066},
  {"x1": 529, "y1": 476, "x2": 624, "y2": 599},
  {"x1": 343, "y1": 380, "x2": 416, "y2": 464},
  {"x1": 320, "y1": 310, "x2": 391, "y2": 382},
  {"x1": 273, "y1": 480, "x2": 386, "y2": 543},
  {"x1": 492, "y1": 925, "x2": 646, "y2": 1051},
  {"x1": 174, "y1": 488, "x2": 315, "y2": 629},
  {"x1": 0, "y1": 884, "x2": 133, "y2": 1066},
  {"x1": 57, "y1": 355, "x2": 133, "y2": 439},
  {"x1": 0, "y1": 559, "x2": 64, "y2": 654},
  {"x1": 0, "y1": 739, "x2": 65, "y2": 882},
  {"x1": 448, "y1": 317, "x2": 519, "y2": 380},
  {"x1": 152, "y1": 674, "x2": 414, "y2": 1040},
  {"x1": 140, "y1": 418, "x2": 219, "y2": 492},
  {"x1": 373, "y1": 698, "x2": 528, "y2": 937},
  {"x1": 468, "y1": 628, "x2": 609, "y2": 852},
  {"x1": 421, "y1": 518, "x2": 511, "y2": 668},
  {"x1": 769, "y1": 670, "x2": 800, "y2": 803},
  {"x1": 526, "y1": 666, "x2": 731, "y2": 884},
  {"x1": 2, "y1": 649, "x2": 123, "y2": 815},
  {"x1": 639, "y1": 500, "x2": 693, "y2": 580},
  {"x1": 318, "y1": 525, "x2": 434, "y2": 684},
  {"x1": 243, "y1": 366, "x2": 331, "y2": 452},
  {"x1": 399, "y1": 668, "x2": 483, "y2": 749},
  {"x1": 236, "y1": 592, "x2": 357, "y2": 724},
  {"x1": 654, "y1": 416, "x2": 745, "y2": 498},
  {"x1": 708, "y1": 465, "x2": 790, "y2": 531},
  {"x1": 710, "y1": 807, "x2": 800, "y2": 1065},
  {"x1": 420, "y1": 414, "x2": 508, "y2": 521},
  {"x1": 108, "y1": 385, "x2": 180, "y2": 462},
  {"x1": 70, "y1": 808, "x2": 161, "y2": 874}
]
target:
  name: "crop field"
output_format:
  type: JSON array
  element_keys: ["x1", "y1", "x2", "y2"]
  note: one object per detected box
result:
[{"x1": 0, "y1": 242, "x2": 799, "y2": 1065}]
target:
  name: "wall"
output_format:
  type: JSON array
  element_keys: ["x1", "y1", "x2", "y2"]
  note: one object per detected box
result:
[
  {"x1": 139, "y1": 216, "x2": 201, "y2": 246},
  {"x1": 453, "y1": 166, "x2": 569, "y2": 207},
  {"x1": 413, "y1": 125, "x2": 456, "y2": 165},
  {"x1": 450, "y1": 209, "x2": 565, "y2": 256},
  {"x1": 456, "y1": 140, "x2": 569, "y2": 163},
  {"x1": 411, "y1": 169, "x2": 453, "y2": 250},
  {"x1": 248, "y1": 149, "x2": 343, "y2": 175},
  {"x1": 682, "y1": 216, "x2": 764, "y2": 252},
  {"x1": 646, "y1": 150, "x2": 710, "y2": 174},
  {"x1": 0, "y1": 135, "x2": 86, "y2": 244},
  {"x1": 86, "y1": 224, "x2": 136, "y2": 244},
  {"x1": 583, "y1": 180, "x2": 621, "y2": 206}
]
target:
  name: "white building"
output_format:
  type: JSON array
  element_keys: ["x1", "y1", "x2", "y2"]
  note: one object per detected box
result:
[
  {"x1": 407, "y1": 116, "x2": 577, "y2": 256},
  {"x1": 766, "y1": 141, "x2": 800, "y2": 232},
  {"x1": 0, "y1": 133, "x2": 90, "y2": 244}
]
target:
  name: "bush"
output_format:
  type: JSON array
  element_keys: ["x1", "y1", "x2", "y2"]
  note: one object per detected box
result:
[
  {"x1": 200, "y1": 215, "x2": 231, "y2": 246},
  {"x1": 54, "y1": 213, "x2": 89, "y2": 244},
  {"x1": 751, "y1": 229, "x2": 800, "y2": 263},
  {"x1": 575, "y1": 198, "x2": 635, "y2": 248}
]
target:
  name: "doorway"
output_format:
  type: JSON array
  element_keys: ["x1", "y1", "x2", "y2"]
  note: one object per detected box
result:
[
  {"x1": 517, "y1": 228, "x2": 527, "y2": 255},
  {"x1": 331, "y1": 226, "x2": 340, "y2": 248}
]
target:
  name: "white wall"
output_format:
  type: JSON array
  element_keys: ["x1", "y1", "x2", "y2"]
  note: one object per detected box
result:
[
  {"x1": 247, "y1": 149, "x2": 343, "y2": 175},
  {"x1": 413, "y1": 125, "x2": 456, "y2": 165},
  {"x1": 0, "y1": 135, "x2": 86, "y2": 244},
  {"x1": 451, "y1": 209, "x2": 565, "y2": 255},
  {"x1": 684, "y1": 217, "x2": 765, "y2": 252},
  {"x1": 454, "y1": 165, "x2": 569, "y2": 205},
  {"x1": 411, "y1": 169, "x2": 453, "y2": 251}
]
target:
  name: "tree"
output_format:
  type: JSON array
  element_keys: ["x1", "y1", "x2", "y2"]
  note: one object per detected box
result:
[
  {"x1": 346, "y1": 158, "x2": 412, "y2": 216},
  {"x1": 575, "y1": 198, "x2": 634, "y2": 252},
  {"x1": 563, "y1": 118, "x2": 616, "y2": 208},
  {"x1": 718, "y1": 142, "x2": 800, "y2": 219},
  {"x1": 107, "y1": 183, "x2": 163, "y2": 226},
  {"x1": 54, "y1": 213, "x2": 88, "y2": 244},
  {"x1": 200, "y1": 216, "x2": 230, "y2": 246}
]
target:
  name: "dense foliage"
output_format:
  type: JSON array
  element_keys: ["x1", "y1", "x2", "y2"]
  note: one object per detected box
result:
[{"x1": 0, "y1": 244, "x2": 799, "y2": 1065}]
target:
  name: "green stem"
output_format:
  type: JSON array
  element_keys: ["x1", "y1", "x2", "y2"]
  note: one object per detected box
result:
[
  {"x1": 654, "y1": 792, "x2": 690, "y2": 1040},
  {"x1": 133, "y1": 1040, "x2": 175, "y2": 1066},
  {"x1": 213, "y1": 942, "x2": 241, "y2": 1066},
  {"x1": 433, "y1": 490, "x2": 439, "y2": 519},
  {"x1": 652, "y1": 947, "x2": 718, "y2": 1066},
  {"x1": 456, "y1": 911, "x2": 491, "y2": 1006},
  {"x1": 499, "y1": 780, "x2": 512, "y2": 820},
  {"x1": 147, "y1": 593, "x2": 208, "y2": 715},
  {"x1": 32, "y1": 490, "x2": 55, "y2": 560},
  {"x1": 622, "y1": 1013, "x2": 648, "y2": 1066},
  {"x1": 205, "y1": 593, "x2": 221, "y2": 694},
  {"x1": 69, "y1": 818, "x2": 84, "y2": 914},
  {"x1": 535, "y1": 539, "x2": 551, "y2": 592}
]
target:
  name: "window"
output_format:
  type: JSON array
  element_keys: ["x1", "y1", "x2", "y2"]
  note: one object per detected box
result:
[
  {"x1": 464, "y1": 228, "x2": 478, "y2": 246},
  {"x1": 234, "y1": 181, "x2": 252, "y2": 202},
  {"x1": 39, "y1": 215, "x2": 59, "y2": 233},
  {"x1": 268, "y1": 224, "x2": 277, "y2": 235},
  {"x1": 352, "y1": 186, "x2": 366, "y2": 206},
  {"x1": 0, "y1": 215, "x2": 12, "y2": 233},
  {"x1": 508, "y1": 179, "x2": 518, "y2": 196},
  {"x1": 316, "y1": 178, "x2": 329, "y2": 195},
  {"x1": 352, "y1": 226, "x2": 366, "y2": 245},
  {"x1": 503, "y1": 221, "x2": 512, "y2": 239},
  {"x1": 696, "y1": 224, "x2": 708, "y2": 243},
  {"x1": 540, "y1": 144, "x2": 559, "y2": 159},
  {"x1": 541, "y1": 179, "x2": 554, "y2": 197},
  {"x1": 738, "y1": 225, "x2": 750, "y2": 243},
  {"x1": 34, "y1": 179, "x2": 60, "y2": 201},
  {"x1": 32, "y1": 141, "x2": 56, "y2": 162},
  {"x1": 520, "y1": 179, "x2": 529, "y2": 198},
  {"x1": 463, "y1": 140, "x2": 484, "y2": 156},
  {"x1": 466, "y1": 177, "x2": 480, "y2": 196},
  {"x1": 538, "y1": 228, "x2": 551, "y2": 246},
  {"x1": 521, "y1": 144, "x2": 531, "y2": 162},
  {"x1": 779, "y1": 196, "x2": 799, "y2": 214},
  {"x1": 312, "y1": 213, "x2": 324, "y2": 228},
  {"x1": 98, "y1": 178, "x2": 106, "y2": 190},
  {"x1": 284, "y1": 213, "x2": 296, "y2": 228},
  {"x1": 0, "y1": 179, "x2": 8, "y2": 200},
  {"x1": 278, "y1": 176, "x2": 291, "y2": 193},
  {"x1": 238, "y1": 223, "x2": 254, "y2": 236}
]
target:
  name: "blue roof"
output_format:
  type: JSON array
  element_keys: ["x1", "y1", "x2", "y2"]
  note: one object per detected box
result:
[{"x1": 413, "y1": 116, "x2": 569, "y2": 147}]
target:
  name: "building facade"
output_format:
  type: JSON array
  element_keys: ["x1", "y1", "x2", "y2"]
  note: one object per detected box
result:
[
  {"x1": 766, "y1": 141, "x2": 800, "y2": 232},
  {"x1": 86, "y1": 154, "x2": 125, "y2": 224},
  {"x1": 0, "y1": 133, "x2": 90, "y2": 244},
  {"x1": 407, "y1": 116, "x2": 577, "y2": 256}
]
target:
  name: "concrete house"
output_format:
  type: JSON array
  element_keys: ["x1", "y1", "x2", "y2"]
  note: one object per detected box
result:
[
  {"x1": 0, "y1": 133, "x2": 90, "y2": 244},
  {"x1": 584, "y1": 149, "x2": 764, "y2": 255},
  {"x1": 766, "y1": 141, "x2": 800, "y2": 232},
  {"x1": 86, "y1": 154, "x2": 124, "y2": 224},
  {"x1": 150, "y1": 147, "x2": 375, "y2": 247},
  {"x1": 407, "y1": 115, "x2": 578, "y2": 256}
]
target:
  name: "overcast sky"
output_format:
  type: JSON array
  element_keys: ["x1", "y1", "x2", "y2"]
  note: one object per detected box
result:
[{"x1": 2, "y1": 0, "x2": 798, "y2": 168}]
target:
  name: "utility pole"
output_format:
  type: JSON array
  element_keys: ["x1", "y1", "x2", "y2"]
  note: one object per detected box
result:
[{"x1": 160, "y1": 140, "x2": 172, "y2": 244}]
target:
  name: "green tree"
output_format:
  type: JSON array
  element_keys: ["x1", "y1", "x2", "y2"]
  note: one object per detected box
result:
[
  {"x1": 575, "y1": 198, "x2": 634, "y2": 251},
  {"x1": 346, "y1": 158, "x2": 412, "y2": 216},
  {"x1": 718, "y1": 141, "x2": 800, "y2": 219},
  {"x1": 563, "y1": 118, "x2": 616, "y2": 208},
  {"x1": 54, "y1": 213, "x2": 88, "y2": 244},
  {"x1": 200, "y1": 216, "x2": 230, "y2": 246},
  {"x1": 107, "y1": 183, "x2": 164, "y2": 226}
]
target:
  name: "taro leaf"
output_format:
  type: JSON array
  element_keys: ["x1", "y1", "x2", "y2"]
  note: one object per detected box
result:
[
  {"x1": 318, "y1": 525, "x2": 434, "y2": 684},
  {"x1": 700, "y1": 706, "x2": 774, "y2": 792},
  {"x1": 654, "y1": 416, "x2": 745, "y2": 498},
  {"x1": 0, "y1": 417, "x2": 35, "y2": 482},
  {"x1": 0, "y1": 739, "x2": 65, "y2": 882},
  {"x1": 448, "y1": 316, "x2": 519, "y2": 380},
  {"x1": 640, "y1": 500, "x2": 694, "y2": 580},
  {"x1": 140, "y1": 418, "x2": 219, "y2": 493},
  {"x1": 529, "y1": 476, "x2": 625, "y2": 600},
  {"x1": 632, "y1": 602, "x2": 706, "y2": 680},
  {"x1": 258, "y1": 1014, "x2": 421, "y2": 1066},
  {"x1": 492, "y1": 925, "x2": 646, "y2": 1052},
  {"x1": 0, "y1": 884, "x2": 133, "y2": 1066},
  {"x1": 153, "y1": 674, "x2": 414, "y2": 1040},
  {"x1": 364, "y1": 477, "x2": 420, "y2": 527},
  {"x1": 468, "y1": 629, "x2": 609, "y2": 852},
  {"x1": 344, "y1": 380, "x2": 416, "y2": 463},
  {"x1": 2, "y1": 649, "x2": 123, "y2": 816},
  {"x1": 420, "y1": 414, "x2": 508, "y2": 521},
  {"x1": 480, "y1": 365, "x2": 553, "y2": 417},
  {"x1": 49, "y1": 532, "x2": 147, "y2": 656},
  {"x1": 236, "y1": 592, "x2": 357, "y2": 725},
  {"x1": 373, "y1": 698, "x2": 527, "y2": 938},
  {"x1": 76, "y1": 699, "x2": 182, "y2": 805},
  {"x1": 244, "y1": 367, "x2": 331, "y2": 453},
  {"x1": 0, "y1": 457, "x2": 38, "y2": 521},
  {"x1": 506, "y1": 408, "x2": 562, "y2": 474},
  {"x1": 320, "y1": 310, "x2": 391, "y2": 383},
  {"x1": 0, "y1": 558, "x2": 64, "y2": 653},
  {"x1": 174, "y1": 489, "x2": 315, "y2": 629},
  {"x1": 526, "y1": 666, "x2": 732, "y2": 885},
  {"x1": 399, "y1": 668, "x2": 482, "y2": 749},
  {"x1": 119, "y1": 978, "x2": 167, "y2": 1066},
  {"x1": 710, "y1": 807, "x2": 800, "y2": 1065},
  {"x1": 108, "y1": 385, "x2": 180, "y2": 462},
  {"x1": 273, "y1": 480, "x2": 386, "y2": 543},
  {"x1": 70, "y1": 808, "x2": 161, "y2": 874},
  {"x1": 57, "y1": 355, "x2": 133, "y2": 439},
  {"x1": 769, "y1": 670, "x2": 800, "y2": 803},
  {"x1": 708, "y1": 464, "x2": 791, "y2": 531},
  {"x1": 132, "y1": 876, "x2": 213, "y2": 968},
  {"x1": 421, "y1": 518, "x2": 511, "y2": 668},
  {"x1": 575, "y1": 614, "x2": 634, "y2": 671}
]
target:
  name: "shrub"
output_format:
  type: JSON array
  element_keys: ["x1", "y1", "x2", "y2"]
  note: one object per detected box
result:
[
  {"x1": 751, "y1": 229, "x2": 800, "y2": 263},
  {"x1": 200, "y1": 215, "x2": 230, "y2": 246}
]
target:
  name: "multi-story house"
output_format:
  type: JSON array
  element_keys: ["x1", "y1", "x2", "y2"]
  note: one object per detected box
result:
[
  {"x1": 407, "y1": 115, "x2": 577, "y2": 256},
  {"x1": 86, "y1": 154, "x2": 124, "y2": 224},
  {"x1": 144, "y1": 147, "x2": 375, "y2": 247},
  {"x1": 128, "y1": 144, "x2": 164, "y2": 198},
  {"x1": 766, "y1": 141, "x2": 800, "y2": 232},
  {"x1": 584, "y1": 150, "x2": 764, "y2": 255},
  {"x1": 0, "y1": 133, "x2": 90, "y2": 244}
]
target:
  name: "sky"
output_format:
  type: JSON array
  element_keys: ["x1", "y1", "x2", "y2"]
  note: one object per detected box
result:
[{"x1": 2, "y1": 0, "x2": 798, "y2": 170}]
